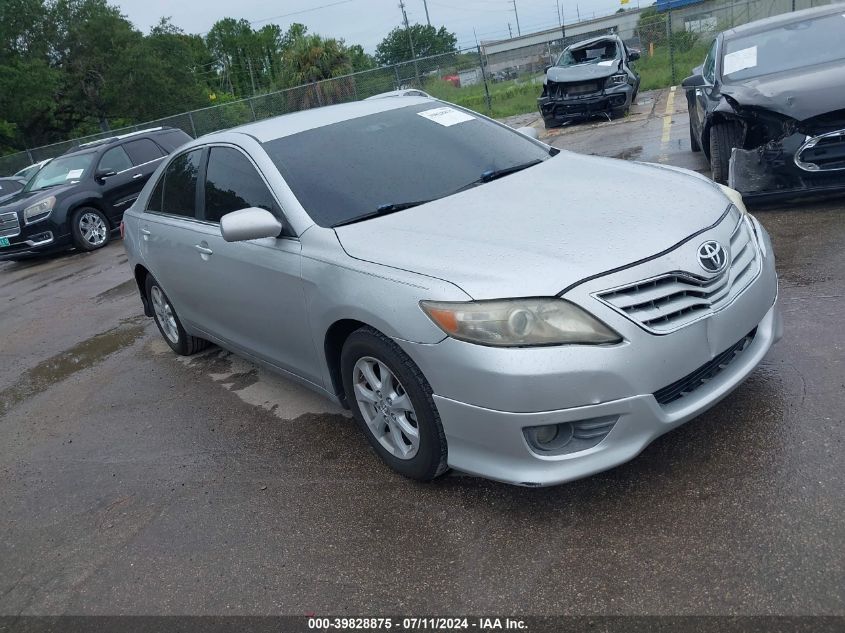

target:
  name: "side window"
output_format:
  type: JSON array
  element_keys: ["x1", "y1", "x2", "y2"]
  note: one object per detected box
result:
[
  {"x1": 123, "y1": 139, "x2": 165, "y2": 165},
  {"x1": 147, "y1": 149, "x2": 202, "y2": 217},
  {"x1": 703, "y1": 39, "x2": 717, "y2": 83},
  {"x1": 203, "y1": 147, "x2": 279, "y2": 224},
  {"x1": 98, "y1": 146, "x2": 133, "y2": 173}
]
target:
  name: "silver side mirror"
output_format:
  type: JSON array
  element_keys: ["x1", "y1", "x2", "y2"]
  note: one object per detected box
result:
[
  {"x1": 220, "y1": 207, "x2": 283, "y2": 242},
  {"x1": 516, "y1": 126, "x2": 540, "y2": 140}
]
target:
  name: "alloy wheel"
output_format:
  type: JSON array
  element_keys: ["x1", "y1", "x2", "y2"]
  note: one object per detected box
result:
[
  {"x1": 353, "y1": 356, "x2": 420, "y2": 460},
  {"x1": 150, "y1": 285, "x2": 180, "y2": 344},
  {"x1": 79, "y1": 212, "x2": 108, "y2": 246}
]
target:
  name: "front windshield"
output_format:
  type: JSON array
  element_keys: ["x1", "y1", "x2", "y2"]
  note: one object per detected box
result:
[
  {"x1": 557, "y1": 40, "x2": 619, "y2": 67},
  {"x1": 722, "y1": 12, "x2": 845, "y2": 82},
  {"x1": 25, "y1": 153, "x2": 94, "y2": 191},
  {"x1": 262, "y1": 103, "x2": 551, "y2": 227}
]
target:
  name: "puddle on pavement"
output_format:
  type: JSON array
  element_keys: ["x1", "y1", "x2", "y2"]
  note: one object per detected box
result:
[
  {"x1": 94, "y1": 279, "x2": 136, "y2": 303},
  {"x1": 0, "y1": 319, "x2": 146, "y2": 416},
  {"x1": 154, "y1": 343, "x2": 348, "y2": 420},
  {"x1": 611, "y1": 146, "x2": 643, "y2": 160}
]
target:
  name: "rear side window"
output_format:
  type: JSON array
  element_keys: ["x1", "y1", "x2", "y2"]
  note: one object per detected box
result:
[
  {"x1": 147, "y1": 149, "x2": 202, "y2": 217},
  {"x1": 203, "y1": 147, "x2": 278, "y2": 223},
  {"x1": 99, "y1": 146, "x2": 133, "y2": 173},
  {"x1": 124, "y1": 139, "x2": 165, "y2": 165},
  {"x1": 156, "y1": 129, "x2": 194, "y2": 152}
]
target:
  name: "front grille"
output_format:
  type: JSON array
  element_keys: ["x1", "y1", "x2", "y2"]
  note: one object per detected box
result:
[
  {"x1": 654, "y1": 329, "x2": 756, "y2": 406},
  {"x1": 0, "y1": 211, "x2": 20, "y2": 238},
  {"x1": 548, "y1": 80, "x2": 601, "y2": 99},
  {"x1": 595, "y1": 215, "x2": 760, "y2": 333},
  {"x1": 796, "y1": 129, "x2": 845, "y2": 172}
]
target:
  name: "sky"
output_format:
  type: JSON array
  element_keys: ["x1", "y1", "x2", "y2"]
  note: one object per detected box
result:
[{"x1": 111, "y1": 0, "x2": 640, "y2": 52}]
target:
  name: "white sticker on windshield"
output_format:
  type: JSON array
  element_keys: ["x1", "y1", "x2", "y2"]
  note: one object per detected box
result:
[
  {"x1": 598, "y1": 60, "x2": 615, "y2": 66},
  {"x1": 417, "y1": 107, "x2": 475, "y2": 127},
  {"x1": 723, "y1": 46, "x2": 757, "y2": 75},
  {"x1": 66, "y1": 169, "x2": 84, "y2": 179}
]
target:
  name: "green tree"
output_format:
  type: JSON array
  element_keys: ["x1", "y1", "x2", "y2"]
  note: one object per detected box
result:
[{"x1": 375, "y1": 24, "x2": 457, "y2": 66}]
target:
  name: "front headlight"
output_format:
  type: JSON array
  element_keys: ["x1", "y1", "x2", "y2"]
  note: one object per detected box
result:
[
  {"x1": 606, "y1": 73, "x2": 627, "y2": 87},
  {"x1": 717, "y1": 184, "x2": 748, "y2": 215},
  {"x1": 23, "y1": 196, "x2": 56, "y2": 224},
  {"x1": 420, "y1": 298, "x2": 622, "y2": 347}
]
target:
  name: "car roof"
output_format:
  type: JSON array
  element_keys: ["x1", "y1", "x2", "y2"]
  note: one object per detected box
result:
[
  {"x1": 566, "y1": 34, "x2": 620, "y2": 50},
  {"x1": 723, "y1": 3, "x2": 843, "y2": 39},
  {"x1": 64, "y1": 126, "x2": 177, "y2": 154},
  {"x1": 217, "y1": 96, "x2": 436, "y2": 143}
]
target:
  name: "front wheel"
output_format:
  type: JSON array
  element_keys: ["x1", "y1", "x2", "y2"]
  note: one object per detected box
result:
[
  {"x1": 341, "y1": 327, "x2": 448, "y2": 481},
  {"x1": 709, "y1": 120, "x2": 743, "y2": 184},
  {"x1": 71, "y1": 207, "x2": 110, "y2": 252},
  {"x1": 145, "y1": 275, "x2": 208, "y2": 356}
]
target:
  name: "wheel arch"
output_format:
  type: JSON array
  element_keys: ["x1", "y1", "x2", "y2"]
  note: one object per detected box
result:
[
  {"x1": 324, "y1": 318, "x2": 373, "y2": 408},
  {"x1": 134, "y1": 264, "x2": 153, "y2": 317}
]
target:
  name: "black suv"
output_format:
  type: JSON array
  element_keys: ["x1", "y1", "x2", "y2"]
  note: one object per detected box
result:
[{"x1": 0, "y1": 127, "x2": 191, "y2": 260}]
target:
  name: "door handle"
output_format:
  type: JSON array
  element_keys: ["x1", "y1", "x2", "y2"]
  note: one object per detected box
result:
[
  {"x1": 132, "y1": 173, "x2": 144, "y2": 179},
  {"x1": 194, "y1": 245, "x2": 213, "y2": 255},
  {"x1": 141, "y1": 228, "x2": 151, "y2": 236}
]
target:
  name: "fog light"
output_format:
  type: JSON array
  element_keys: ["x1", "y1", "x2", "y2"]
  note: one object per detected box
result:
[
  {"x1": 525, "y1": 422, "x2": 574, "y2": 452},
  {"x1": 29, "y1": 231, "x2": 52, "y2": 243}
]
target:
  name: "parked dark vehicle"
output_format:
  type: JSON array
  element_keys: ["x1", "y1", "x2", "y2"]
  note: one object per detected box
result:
[
  {"x1": 0, "y1": 178, "x2": 26, "y2": 204},
  {"x1": 683, "y1": 4, "x2": 845, "y2": 199},
  {"x1": 538, "y1": 34, "x2": 640, "y2": 128},
  {"x1": 0, "y1": 127, "x2": 191, "y2": 261}
]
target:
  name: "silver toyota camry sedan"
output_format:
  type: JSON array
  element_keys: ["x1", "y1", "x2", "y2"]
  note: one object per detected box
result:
[{"x1": 122, "y1": 97, "x2": 782, "y2": 486}]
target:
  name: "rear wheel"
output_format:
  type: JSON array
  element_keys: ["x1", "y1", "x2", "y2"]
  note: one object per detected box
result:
[
  {"x1": 341, "y1": 327, "x2": 448, "y2": 481},
  {"x1": 709, "y1": 120, "x2": 743, "y2": 184},
  {"x1": 145, "y1": 275, "x2": 208, "y2": 356},
  {"x1": 71, "y1": 207, "x2": 110, "y2": 252}
]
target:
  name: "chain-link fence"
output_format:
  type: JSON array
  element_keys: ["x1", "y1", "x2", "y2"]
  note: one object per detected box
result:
[
  {"x1": 0, "y1": 0, "x2": 837, "y2": 175},
  {"x1": 627, "y1": 0, "x2": 832, "y2": 90}
]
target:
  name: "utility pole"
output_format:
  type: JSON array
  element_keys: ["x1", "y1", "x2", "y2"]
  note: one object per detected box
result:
[
  {"x1": 246, "y1": 57, "x2": 257, "y2": 96},
  {"x1": 557, "y1": 0, "x2": 566, "y2": 43},
  {"x1": 510, "y1": 0, "x2": 521, "y2": 36},
  {"x1": 508, "y1": 22, "x2": 513, "y2": 38},
  {"x1": 422, "y1": 0, "x2": 431, "y2": 26},
  {"x1": 399, "y1": 0, "x2": 421, "y2": 87}
]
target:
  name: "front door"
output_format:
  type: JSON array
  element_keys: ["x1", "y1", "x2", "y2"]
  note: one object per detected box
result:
[{"x1": 189, "y1": 145, "x2": 319, "y2": 384}]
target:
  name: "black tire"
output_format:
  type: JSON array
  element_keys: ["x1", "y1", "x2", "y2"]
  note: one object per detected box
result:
[
  {"x1": 341, "y1": 327, "x2": 448, "y2": 482},
  {"x1": 70, "y1": 207, "x2": 111, "y2": 252},
  {"x1": 709, "y1": 120, "x2": 743, "y2": 184},
  {"x1": 690, "y1": 119, "x2": 701, "y2": 152},
  {"x1": 144, "y1": 274, "x2": 209, "y2": 356}
]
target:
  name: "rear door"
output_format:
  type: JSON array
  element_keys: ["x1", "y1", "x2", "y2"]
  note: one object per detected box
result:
[
  {"x1": 139, "y1": 148, "x2": 208, "y2": 328},
  {"x1": 186, "y1": 145, "x2": 319, "y2": 383},
  {"x1": 122, "y1": 138, "x2": 167, "y2": 192}
]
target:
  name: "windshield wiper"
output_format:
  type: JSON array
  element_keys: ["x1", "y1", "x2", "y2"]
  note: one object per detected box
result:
[
  {"x1": 452, "y1": 158, "x2": 544, "y2": 194},
  {"x1": 331, "y1": 199, "x2": 433, "y2": 228}
]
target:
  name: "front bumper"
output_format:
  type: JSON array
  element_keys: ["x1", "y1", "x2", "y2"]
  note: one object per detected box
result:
[
  {"x1": 398, "y1": 214, "x2": 780, "y2": 486},
  {"x1": 538, "y1": 85, "x2": 633, "y2": 124},
  {"x1": 0, "y1": 208, "x2": 73, "y2": 260},
  {"x1": 427, "y1": 301, "x2": 781, "y2": 486},
  {"x1": 729, "y1": 131, "x2": 845, "y2": 202}
]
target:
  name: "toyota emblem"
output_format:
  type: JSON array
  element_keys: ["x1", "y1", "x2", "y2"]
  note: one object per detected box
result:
[{"x1": 697, "y1": 240, "x2": 728, "y2": 273}]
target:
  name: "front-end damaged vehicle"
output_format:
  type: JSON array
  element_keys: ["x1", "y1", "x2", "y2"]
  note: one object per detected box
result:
[
  {"x1": 538, "y1": 34, "x2": 640, "y2": 128},
  {"x1": 683, "y1": 4, "x2": 845, "y2": 199},
  {"x1": 123, "y1": 97, "x2": 780, "y2": 486}
]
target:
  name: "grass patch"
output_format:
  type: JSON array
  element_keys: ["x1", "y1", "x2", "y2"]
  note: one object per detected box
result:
[
  {"x1": 425, "y1": 77, "x2": 543, "y2": 119},
  {"x1": 633, "y1": 43, "x2": 710, "y2": 91}
]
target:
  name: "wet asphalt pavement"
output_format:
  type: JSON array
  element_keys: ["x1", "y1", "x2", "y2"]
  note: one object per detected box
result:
[{"x1": 1, "y1": 92, "x2": 844, "y2": 616}]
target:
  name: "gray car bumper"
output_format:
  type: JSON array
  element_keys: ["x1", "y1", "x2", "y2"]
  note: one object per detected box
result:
[{"x1": 409, "y1": 300, "x2": 781, "y2": 486}]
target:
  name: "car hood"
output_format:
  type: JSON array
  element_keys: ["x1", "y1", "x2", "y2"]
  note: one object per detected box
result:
[
  {"x1": 545, "y1": 62, "x2": 620, "y2": 84},
  {"x1": 334, "y1": 154, "x2": 730, "y2": 299},
  {"x1": 0, "y1": 184, "x2": 74, "y2": 213},
  {"x1": 722, "y1": 60, "x2": 845, "y2": 122}
]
